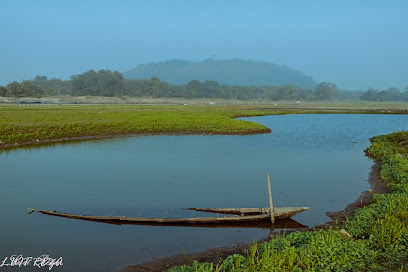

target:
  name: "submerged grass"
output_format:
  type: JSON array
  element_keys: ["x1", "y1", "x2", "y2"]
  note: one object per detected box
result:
[{"x1": 168, "y1": 130, "x2": 408, "y2": 271}]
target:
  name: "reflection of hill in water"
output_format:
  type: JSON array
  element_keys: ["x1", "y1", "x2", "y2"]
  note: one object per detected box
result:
[{"x1": 123, "y1": 59, "x2": 316, "y2": 89}]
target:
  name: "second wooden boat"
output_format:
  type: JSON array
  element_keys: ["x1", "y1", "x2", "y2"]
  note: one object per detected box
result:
[{"x1": 187, "y1": 207, "x2": 309, "y2": 219}]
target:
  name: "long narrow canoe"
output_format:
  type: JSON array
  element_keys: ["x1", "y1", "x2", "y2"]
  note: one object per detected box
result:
[
  {"x1": 37, "y1": 207, "x2": 308, "y2": 225},
  {"x1": 37, "y1": 210, "x2": 308, "y2": 229},
  {"x1": 39, "y1": 210, "x2": 269, "y2": 224},
  {"x1": 187, "y1": 207, "x2": 309, "y2": 219}
]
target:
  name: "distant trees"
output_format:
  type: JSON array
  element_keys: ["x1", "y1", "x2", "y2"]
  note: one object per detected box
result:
[
  {"x1": 387, "y1": 87, "x2": 402, "y2": 100},
  {"x1": 278, "y1": 85, "x2": 301, "y2": 100},
  {"x1": 403, "y1": 86, "x2": 408, "y2": 101},
  {"x1": 45, "y1": 78, "x2": 68, "y2": 96},
  {"x1": 7, "y1": 82, "x2": 23, "y2": 97},
  {"x1": 70, "y1": 69, "x2": 124, "y2": 96},
  {"x1": 338, "y1": 89, "x2": 364, "y2": 100},
  {"x1": 0, "y1": 86, "x2": 8, "y2": 96},
  {"x1": 315, "y1": 82, "x2": 338, "y2": 100},
  {"x1": 70, "y1": 70, "x2": 99, "y2": 96},
  {"x1": 361, "y1": 87, "x2": 406, "y2": 102},
  {"x1": 204, "y1": 81, "x2": 222, "y2": 97},
  {"x1": 0, "y1": 76, "x2": 71, "y2": 97},
  {"x1": 149, "y1": 77, "x2": 167, "y2": 98},
  {"x1": 185, "y1": 80, "x2": 223, "y2": 98},
  {"x1": 0, "y1": 70, "x2": 406, "y2": 103},
  {"x1": 361, "y1": 89, "x2": 378, "y2": 101}
]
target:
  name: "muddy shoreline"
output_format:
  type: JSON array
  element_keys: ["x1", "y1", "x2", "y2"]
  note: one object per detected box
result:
[{"x1": 119, "y1": 159, "x2": 386, "y2": 272}]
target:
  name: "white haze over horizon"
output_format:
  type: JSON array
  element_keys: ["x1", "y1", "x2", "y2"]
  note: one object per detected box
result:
[{"x1": 1, "y1": 0, "x2": 407, "y2": 91}]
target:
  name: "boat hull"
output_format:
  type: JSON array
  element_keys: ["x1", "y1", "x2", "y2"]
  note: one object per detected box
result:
[
  {"x1": 37, "y1": 207, "x2": 309, "y2": 226},
  {"x1": 39, "y1": 210, "x2": 269, "y2": 224},
  {"x1": 187, "y1": 207, "x2": 309, "y2": 219}
]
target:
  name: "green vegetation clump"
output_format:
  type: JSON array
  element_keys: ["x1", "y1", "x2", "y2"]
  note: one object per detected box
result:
[
  {"x1": 0, "y1": 105, "x2": 280, "y2": 146},
  {"x1": 368, "y1": 131, "x2": 408, "y2": 158},
  {"x1": 168, "y1": 130, "x2": 408, "y2": 272},
  {"x1": 2, "y1": 104, "x2": 406, "y2": 149},
  {"x1": 169, "y1": 230, "x2": 377, "y2": 272}
]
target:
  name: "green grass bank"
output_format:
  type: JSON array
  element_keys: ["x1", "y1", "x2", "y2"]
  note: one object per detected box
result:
[
  {"x1": 167, "y1": 131, "x2": 408, "y2": 272},
  {"x1": 1, "y1": 102, "x2": 407, "y2": 149},
  {"x1": 0, "y1": 105, "x2": 277, "y2": 148}
]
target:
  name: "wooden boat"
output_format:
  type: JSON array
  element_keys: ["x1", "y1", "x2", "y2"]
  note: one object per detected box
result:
[
  {"x1": 18, "y1": 100, "x2": 42, "y2": 104},
  {"x1": 187, "y1": 207, "x2": 309, "y2": 219},
  {"x1": 37, "y1": 207, "x2": 308, "y2": 226},
  {"x1": 35, "y1": 175, "x2": 309, "y2": 228},
  {"x1": 37, "y1": 209, "x2": 307, "y2": 229}
]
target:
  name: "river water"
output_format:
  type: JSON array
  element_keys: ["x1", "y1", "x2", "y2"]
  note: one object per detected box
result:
[{"x1": 1, "y1": 114, "x2": 407, "y2": 272}]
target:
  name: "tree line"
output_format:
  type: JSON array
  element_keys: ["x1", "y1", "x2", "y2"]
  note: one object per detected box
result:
[{"x1": 1, "y1": 69, "x2": 407, "y2": 102}]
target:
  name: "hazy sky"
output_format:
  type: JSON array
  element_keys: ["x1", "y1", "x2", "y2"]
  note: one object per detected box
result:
[{"x1": 1, "y1": 0, "x2": 407, "y2": 90}]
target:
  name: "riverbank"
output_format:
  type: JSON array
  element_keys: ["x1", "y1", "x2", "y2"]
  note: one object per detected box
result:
[
  {"x1": 0, "y1": 105, "x2": 273, "y2": 149},
  {"x1": 119, "y1": 159, "x2": 387, "y2": 272},
  {"x1": 1, "y1": 102, "x2": 408, "y2": 150},
  {"x1": 2, "y1": 96, "x2": 408, "y2": 108}
]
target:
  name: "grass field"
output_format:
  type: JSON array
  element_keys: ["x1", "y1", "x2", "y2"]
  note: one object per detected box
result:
[
  {"x1": 0, "y1": 105, "x2": 273, "y2": 147},
  {"x1": 1, "y1": 99, "x2": 407, "y2": 149}
]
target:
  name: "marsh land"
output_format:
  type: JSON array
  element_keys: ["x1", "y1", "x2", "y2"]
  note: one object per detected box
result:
[{"x1": 1, "y1": 99, "x2": 408, "y2": 272}]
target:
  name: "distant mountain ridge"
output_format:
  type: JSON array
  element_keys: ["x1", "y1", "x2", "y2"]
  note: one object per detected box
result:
[{"x1": 123, "y1": 59, "x2": 316, "y2": 88}]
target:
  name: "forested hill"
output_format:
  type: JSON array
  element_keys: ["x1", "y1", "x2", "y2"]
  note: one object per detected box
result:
[{"x1": 123, "y1": 59, "x2": 317, "y2": 89}]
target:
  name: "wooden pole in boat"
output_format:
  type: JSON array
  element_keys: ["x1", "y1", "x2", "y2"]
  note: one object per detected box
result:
[{"x1": 267, "y1": 174, "x2": 275, "y2": 223}]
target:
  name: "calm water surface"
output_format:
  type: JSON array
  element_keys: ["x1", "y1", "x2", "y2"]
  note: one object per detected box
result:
[{"x1": 1, "y1": 114, "x2": 407, "y2": 272}]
